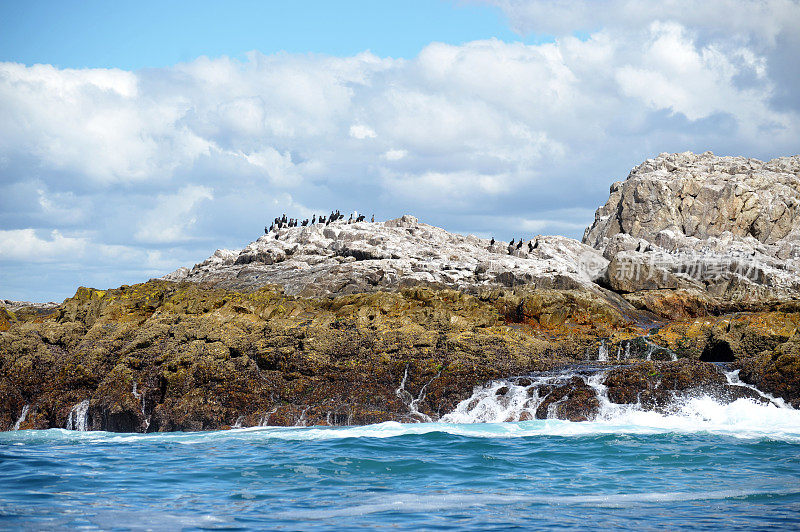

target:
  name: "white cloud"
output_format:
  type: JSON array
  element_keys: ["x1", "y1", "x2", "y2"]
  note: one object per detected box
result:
[
  {"x1": 349, "y1": 124, "x2": 377, "y2": 139},
  {"x1": 383, "y1": 149, "x2": 408, "y2": 161},
  {"x1": 484, "y1": 0, "x2": 800, "y2": 43},
  {"x1": 1, "y1": 28, "x2": 794, "y2": 200},
  {"x1": 0, "y1": 229, "x2": 88, "y2": 261},
  {"x1": 0, "y1": 62, "x2": 210, "y2": 184},
  {"x1": 0, "y1": 8, "x2": 798, "y2": 298},
  {"x1": 240, "y1": 147, "x2": 305, "y2": 187},
  {"x1": 134, "y1": 185, "x2": 214, "y2": 243}
]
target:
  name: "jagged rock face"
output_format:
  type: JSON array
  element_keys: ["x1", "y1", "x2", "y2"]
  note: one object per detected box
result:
[
  {"x1": 584, "y1": 152, "x2": 800, "y2": 248},
  {"x1": 165, "y1": 215, "x2": 607, "y2": 297},
  {"x1": 583, "y1": 152, "x2": 800, "y2": 304}
]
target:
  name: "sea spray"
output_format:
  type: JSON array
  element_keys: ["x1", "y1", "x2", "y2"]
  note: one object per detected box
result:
[
  {"x1": 724, "y1": 369, "x2": 789, "y2": 408},
  {"x1": 597, "y1": 339, "x2": 608, "y2": 362},
  {"x1": 131, "y1": 382, "x2": 150, "y2": 431},
  {"x1": 66, "y1": 399, "x2": 90, "y2": 431},
  {"x1": 259, "y1": 407, "x2": 278, "y2": 427},
  {"x1": 395, "y1": 365, "x2": 436, "y2": 422},
  {"x1": 12, "y1": 405, "x2": 29, "y2": 431},
  {"x1": 294, "y1": 407, "x2": 311, "y2": 427},
  {"x1": 441, "y1": 364, "x2": 797, "y2": 434}
]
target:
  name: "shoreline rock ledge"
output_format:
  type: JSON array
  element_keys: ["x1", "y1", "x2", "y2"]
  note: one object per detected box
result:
[{"x1": 2, "y1": 151, "x2": 800, "y2": 432}]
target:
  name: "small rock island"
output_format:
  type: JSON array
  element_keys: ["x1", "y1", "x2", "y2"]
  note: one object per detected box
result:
[{"x1": 2, "y1": 152, "x2": 800, "y2": 432}]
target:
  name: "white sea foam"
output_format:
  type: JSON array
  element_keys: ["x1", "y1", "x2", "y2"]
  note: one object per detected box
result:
[
  {"x1": 395, "y1": 365, "x2": 435, "y2": 422},
  {"x1": 5, "y1": 368, "x2": 799, "y2": 442},
  {"x1": 440, "y1": 366, "x2": 800, "y2": 440},
  {"x1": 6, "y1": 396, "x2": 800, "y2": 445},
  {"x1": 275, "y1": 487, "x2": 800, "y2": 519},
  {"x1": 12, "y1": 405, "x2": 29, "y2": 431},
  {"x1": 65, "y1": 399, "x2": 90, "y2": 431}
]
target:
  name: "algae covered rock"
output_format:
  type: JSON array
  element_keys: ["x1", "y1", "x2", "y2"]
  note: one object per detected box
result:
[
  {"x1": 534, "y1": 376, "x2": 600, "y2": 422},
  {"x1": 603, "y1": 360, "x2": 726, "y2": 408},
  {"x1": 736, "y1": 336, "x2": 800, "y2": 408},
  {"x1": 0, "y1": 281, "x2": 577, "y2": 432}
]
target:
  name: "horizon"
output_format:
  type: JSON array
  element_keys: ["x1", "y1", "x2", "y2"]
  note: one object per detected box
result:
[{"x1": 1, "y1": 1, "x2": 799, "y2": 302}]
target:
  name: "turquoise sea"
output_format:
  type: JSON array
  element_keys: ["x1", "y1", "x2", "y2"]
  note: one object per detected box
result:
[{"x1": 3, "y1": 394, "x2": 800, "y2": 531}]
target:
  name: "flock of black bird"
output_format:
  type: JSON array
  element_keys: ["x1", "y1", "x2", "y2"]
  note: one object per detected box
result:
[
  {"x1": 266, "y1": 210, "x2": 374, "y2": 236},
  {"x1": 488, "y1": 236, "x2": 539, "y2": 254},
  {"x1": 266, "y1": 212, "x2": 537, "y2": 253}
]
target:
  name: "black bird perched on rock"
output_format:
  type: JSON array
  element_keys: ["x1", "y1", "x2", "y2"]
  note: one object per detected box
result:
[
  {"x1": 312, "y1": 214, "x2": 316, "y2": 224},
  {"x1": 509, "y1": 238, "x2": 515, "y2": 247},
  {"x1": 281, "y1": 214, "x2": 287, "y2": 224},
  {"x1": 516, "y1": 240, "x2": 523, "y2": 249},
  {"x1": 265, "y1": 226, "x2": 268, "y2": 234},
  {"x1": 528, "y1": 241, "x2": 533, "y2": 252},
  {"x1": 490, "y1": 237, "x2": 495, "y2": 246},
  {"x1": 371, "y1": 214, "x2": 375, "y2": 222},
  {"x1": 532, "y1": 239, "x2": 539, "y2": 250}
]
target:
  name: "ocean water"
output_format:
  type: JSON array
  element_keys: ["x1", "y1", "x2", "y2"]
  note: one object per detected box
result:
[{"x1": 3, "y1": 393, "x2": 800, "y2": 531}]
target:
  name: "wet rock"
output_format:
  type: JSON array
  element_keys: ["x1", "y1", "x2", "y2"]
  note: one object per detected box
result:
[
  {"x1": 603, "y1": 360, "x2": 725, "y2": 408},
  {"x1": 736, "y1": 336, "x2": 800, "y2": 408},
  {"x1": 535, "y1": 376, "x2": 600, "y2": 422},
  {"x1": 518, "y1": 411, "x2": 534, "y2": 421}
]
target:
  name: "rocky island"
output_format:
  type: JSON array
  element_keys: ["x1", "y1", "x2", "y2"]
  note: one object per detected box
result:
[{"x1": 2, "y1": 152, "x2": 800, "y2": 432}]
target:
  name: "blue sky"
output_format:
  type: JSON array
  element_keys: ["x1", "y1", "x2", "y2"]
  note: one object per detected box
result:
[
  {"x1": 0, "y1": 0, "x2": 799, "y2": 302},
  {"x1": 1, "y1": 0, "x2": 529, "y2": 68}
]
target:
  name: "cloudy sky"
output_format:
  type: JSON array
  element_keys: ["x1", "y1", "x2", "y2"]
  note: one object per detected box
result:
[{"x1": 1, "y1": 0, "x2": 798, "y2": 302}]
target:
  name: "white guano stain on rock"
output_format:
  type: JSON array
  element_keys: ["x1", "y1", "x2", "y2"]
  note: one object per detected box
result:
[{"x1": 164, "y1": 214, "x2": 607, "y2": 297}]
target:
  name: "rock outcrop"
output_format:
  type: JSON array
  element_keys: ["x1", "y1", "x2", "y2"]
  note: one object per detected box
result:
[
  {"x1": 583, "y1": 152, "x2": 800, "y2": 306},
  {"x1": 166, "y1": 152, "x2": 800, "y2": 317},
  {"x1": 164, "y1": 215, "x2": 608, "y2": 297},
  {"x1": 0, "y1": 281, "x2": 626, "y2": 432},
  {"x1": 584, "y1": 152, "x2": 800, "y2": 248}
]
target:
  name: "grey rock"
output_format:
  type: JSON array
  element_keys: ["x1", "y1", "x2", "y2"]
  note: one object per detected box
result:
[
  {"x1": 584, "y1": 152, "x2": 800, "y2": 302},
  {"x1": 164, "y1": 216, "x2": 608, "y2": 297},
  {"x1": 584, "y1": 152, "x2": 800, "y2": 248}
]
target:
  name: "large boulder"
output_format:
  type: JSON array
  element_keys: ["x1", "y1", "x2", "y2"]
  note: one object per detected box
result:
[
  {"x1": 584, "y1": 152, "x2": 800, "y2": 248},
  {"x1": 584, "y1": 152, "x2": 800, "y2": 307}
]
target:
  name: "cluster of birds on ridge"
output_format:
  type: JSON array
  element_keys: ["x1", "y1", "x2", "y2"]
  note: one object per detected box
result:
[{"x1": 266, "y1": 211, "x2": 540, "y2": 253}]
